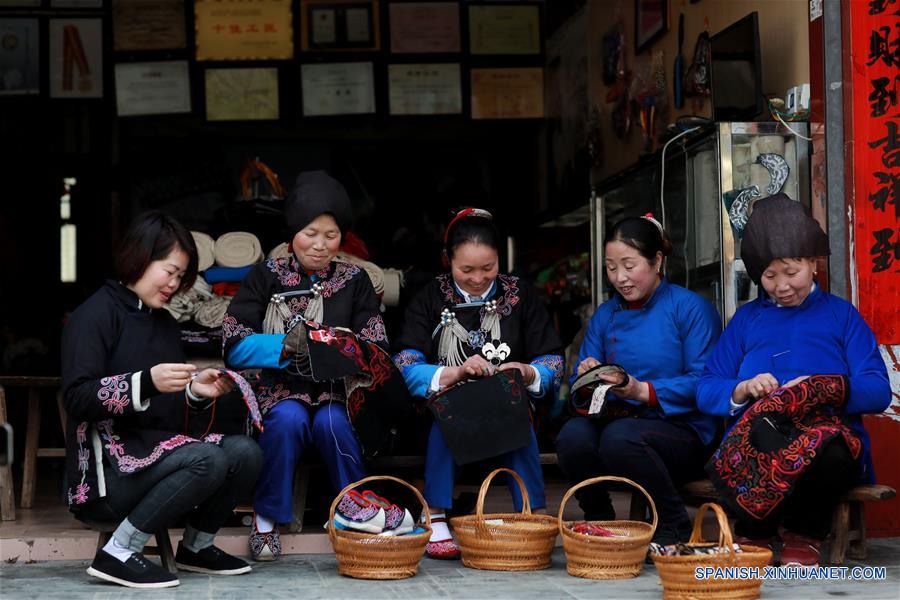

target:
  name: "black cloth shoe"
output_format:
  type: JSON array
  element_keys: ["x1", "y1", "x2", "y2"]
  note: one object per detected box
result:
[
  {"x1": 176, "y1": 543, "x2": 252, "y2": 575},
  {"x1": 87, "y1": 549, "x2": 179, "y2": 589}
]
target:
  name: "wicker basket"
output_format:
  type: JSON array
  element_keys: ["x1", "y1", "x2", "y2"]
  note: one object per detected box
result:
[
  {"x1": 450, "y1": 468, "x2": 559, "y2": 571},
  {"x1": 327, "y1": 475, "x2": 431, "y2": 580},
  {"x1": 558, "y1": 476, "x2": 658, "y2": 579},
  {"x1": 652, "y1": 503, "x2": 773, "y2": 599}
]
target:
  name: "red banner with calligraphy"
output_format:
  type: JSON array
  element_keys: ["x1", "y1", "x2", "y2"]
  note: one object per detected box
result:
[
  {"x1": 848, "y1": 0, "x2": 899, "y2": 341},
  {"x1": 847, "y1": 0, "x2": 900, "y2": 536}
]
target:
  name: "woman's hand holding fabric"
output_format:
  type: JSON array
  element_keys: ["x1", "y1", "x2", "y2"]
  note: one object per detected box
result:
[
  {"x1": 784, "y1": 375, "x2": 811, "y2": 388},
  {"x1": 611, "y1": 371, "x2": 650, "y2": 403},
  {"x1": 577, "y1": 357, "x2": 601, "y2": 375},
  {"x1": 190, "y1": 368, "x2": 235, "y2": 399},
  {"x1": 734, "y1": 372, "x2": 779, "y2": 404},
  {"x1": 151, "y1": 363, "x2": 197, "y2": 393},
  {"x1": 441, "y1": 354, "x2": 495, "y2": 387},
  {"x1": 498, "y1": 361, "x2": 535, "y2": 385}
]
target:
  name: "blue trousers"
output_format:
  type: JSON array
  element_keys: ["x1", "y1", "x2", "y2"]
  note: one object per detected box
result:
[
  {"x1": 254, "y1": 400, "x2": 365, "y2": 523},
  {"x1": 424, "y1": 421, "x2": 546, "y2": 511}
]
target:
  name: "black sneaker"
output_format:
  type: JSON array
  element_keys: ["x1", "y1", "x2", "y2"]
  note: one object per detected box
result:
[
  {"x1": 87, "y1": 549, "x2": 179, "y2": 589},
  {"x1": 176, "y1": 543, "x2": 252, "y2": 575}
]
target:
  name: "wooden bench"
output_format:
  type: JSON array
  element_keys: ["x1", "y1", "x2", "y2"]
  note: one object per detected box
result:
[
  {"x1": 289, "y1": 453, "x2": 560, "y2": 532},
  {"x1": 0, "y1": 376, "x2": 66, "y2": 520},
  {"x1": 627, "y1": 479, "x2": 897, "y2": 565}
]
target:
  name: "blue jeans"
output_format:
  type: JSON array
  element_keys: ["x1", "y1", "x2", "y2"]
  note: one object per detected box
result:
[
  {"x1": 555, "y1": 416, "x2": 706, "y2": 543},
  {"x1": 77, "y1": 435, "x2": 262, "y2": 535}
]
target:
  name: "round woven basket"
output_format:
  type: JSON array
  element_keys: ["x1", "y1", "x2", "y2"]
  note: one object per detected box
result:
[
  {"x1": 558, "y1": 476, "x2": 658, "y2": 579},
  {"x1": 652, "y1": 503, "x2": 773, "y2": 599},
  {"x1": 450, "y1": 468, "x2": 559, "y2": 571},
  {"x1": 328, "y1": 475, "x2": 431, "y2": 580}
]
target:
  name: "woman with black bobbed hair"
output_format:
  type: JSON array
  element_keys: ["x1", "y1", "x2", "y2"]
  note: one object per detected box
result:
[
  {"x1": 62, "y1": 211, "x2": 262, "y2": 589},
  {"x1": 555, "y1": 215, "x2": 721, "y2": 545},
  {"x1": 393, "y1": 208, "x2": 565, "y2": 559}
]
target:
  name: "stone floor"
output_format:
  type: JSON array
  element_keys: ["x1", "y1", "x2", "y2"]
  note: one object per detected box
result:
[{"x1": 1, "y1": 539, "x2": 899, "y2": 600}]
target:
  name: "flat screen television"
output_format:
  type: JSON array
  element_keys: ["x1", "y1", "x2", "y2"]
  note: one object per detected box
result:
[{"x1": 710, "y1": 12, "x2": 763, "y2": 122}]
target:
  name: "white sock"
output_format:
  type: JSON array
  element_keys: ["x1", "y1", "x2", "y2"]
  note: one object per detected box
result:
[
  {"x1": 102, "y1": 536, "x2": 136, "y2": 563},
  {"x1": 255, "y1": 514, "x2": 275, "y2": 534},
  {"x1": 427, "y1": 512, "x2": 451, "y2": 542}
]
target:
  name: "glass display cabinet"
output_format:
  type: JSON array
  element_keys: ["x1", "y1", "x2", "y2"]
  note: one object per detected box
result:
[{"x1": 589, "y1": 121, "x2": 810, "y2": 325}]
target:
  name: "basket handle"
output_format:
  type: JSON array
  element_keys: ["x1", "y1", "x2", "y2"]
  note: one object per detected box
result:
[
  {"x1": 557, "y1": 475, "x2": 658, "y2": 537},
  {"x1": 327, "y1": 475, "x2": 430, "y2": 544},
  {"x1": 688, "y1": 502, "x2": 736, "y2": 556},
  {"x1": 473, "y1": 468, "x2": 532, "y2": 538}
]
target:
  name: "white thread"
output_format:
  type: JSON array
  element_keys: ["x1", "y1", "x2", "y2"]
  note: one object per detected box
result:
[{"x1": 328, "y1": 382, "x2": 358, "y2": 466}]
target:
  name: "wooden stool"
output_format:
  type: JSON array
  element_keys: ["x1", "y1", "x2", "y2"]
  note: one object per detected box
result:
[
  {"x1": 829, "y1": 484, "x2": 897, "y2": 564},
  {"x1": 0, "y1": 376, "x2": 67, "y2": 513},
  {"x1": 0, "y1": 385, "x2": 14, "y2": 520},
  {"x1": 87, "y1": 521, "x2": 178, "y2": 574}
]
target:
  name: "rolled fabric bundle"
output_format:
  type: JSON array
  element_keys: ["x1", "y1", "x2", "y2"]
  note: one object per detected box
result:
[
  {"x1": 194, "y1": 296, "x2": 233, "y2": 329},
  {"x1": 268, "y1": 241, "x2": 290, "y2": 259},
  {"x1": 191, "y1": 231, "x2": 216, "y2": 272},
  {"x1": 382, "y1": 268, "x2": 404, "y2": 307},
  {"x1": 162, "y1": 277, "x2": 212, "y2": 322},
  {"x1": 336, "y1": 251, "x2": 384, "y2": 296},
  {"x1": 214, "y1": 231, "x2": 264, "y2": 268}
]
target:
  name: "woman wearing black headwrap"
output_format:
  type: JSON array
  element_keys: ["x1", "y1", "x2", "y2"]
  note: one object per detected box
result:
[
  {"x1": 224, "y1": 171, "x2": 409, "y2": 561},
  {"x1": 698, "y1": 194, "x2": 890, "y2": 567}
]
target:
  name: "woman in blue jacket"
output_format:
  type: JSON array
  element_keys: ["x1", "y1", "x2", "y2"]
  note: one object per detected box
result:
[
  {"x1": 556, "y1": 215, "x2": 721, "y2": 545},
  {"x1": 698, "y1": 194, "x2": 890, "y2": 567}
]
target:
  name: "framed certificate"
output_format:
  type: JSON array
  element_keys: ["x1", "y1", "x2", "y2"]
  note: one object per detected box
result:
[
  {"x1": 389, "y1": 2, "x2": 460, "y2": 54},
  {"x1": 113, "y1": 0, "x2": 186, "y2": 51},
  {"x1": 0, "y1": 18, "x2": 40, "y2": 95},
  {"x1": 205, "y1": 67, "x2": 279, "y2": 121},
  {"x1": 468, "y1": 4, "x2": 541, "y2": 55},
  {"x1": 388, "y1": 63, "x2": 461, "y2": 115},
  {"x1": 195, "y1": 0, "x2": 293, "y2": 61},
  {"x1": 471, "y1": 67, "x2": 544, "y2": 119},
  {"x1": 49, "y1": 18, "x2": 103, "y2": 98},
  {"x1": 300, "y1": 0, "x2": 380, "y2": 52},
  {"x1": 301, "y1": 61, "x2": 375, "y2": 116},
  {"x1": 115, "y1": 61, "x2": 191, "y2": 117}
]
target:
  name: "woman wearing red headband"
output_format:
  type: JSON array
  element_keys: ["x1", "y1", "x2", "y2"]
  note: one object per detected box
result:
[{"x1": 393, "y1": 208, "x2": 564, "y2": 559}]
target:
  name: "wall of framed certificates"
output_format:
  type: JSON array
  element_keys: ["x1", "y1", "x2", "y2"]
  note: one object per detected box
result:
[{"x1": 0, "y1": 0, "x2": 548, "y2": 120}]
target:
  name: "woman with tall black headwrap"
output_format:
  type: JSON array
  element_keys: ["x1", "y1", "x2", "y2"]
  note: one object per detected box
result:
[
  {"x1": 224, "y1": 171, "x2": 409, "y2": 561},
  {"x1": 698, "y1": 193, "x2": 890, "y2": 567}
]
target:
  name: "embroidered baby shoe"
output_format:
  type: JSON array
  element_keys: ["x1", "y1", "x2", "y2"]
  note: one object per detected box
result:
[
  {"x1": 333, "y1": 490, "x2": 386, "y2": 534},
  {"x1": 359, "y1": 490, "x2": 415, "y2": 536}
]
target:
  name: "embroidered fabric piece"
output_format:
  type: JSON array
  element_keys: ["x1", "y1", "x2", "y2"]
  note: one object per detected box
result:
[
  {"x1": 589, "y1": 383, "x2": 614, "y2": 415},
  {"x1": 217, "y1": 368, "x2": 264, "y2": 432},
  {"x1": 707, "y1": 375, "x2": 862, "y2": 521}
]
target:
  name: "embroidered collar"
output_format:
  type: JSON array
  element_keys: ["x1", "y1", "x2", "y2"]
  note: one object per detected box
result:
[
  {"x1": 453, "y1": 279, "x2": 498, "y2": 305},
  {"x1": 289, "y1": 253, "x2": 332, "y2": 281}
]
